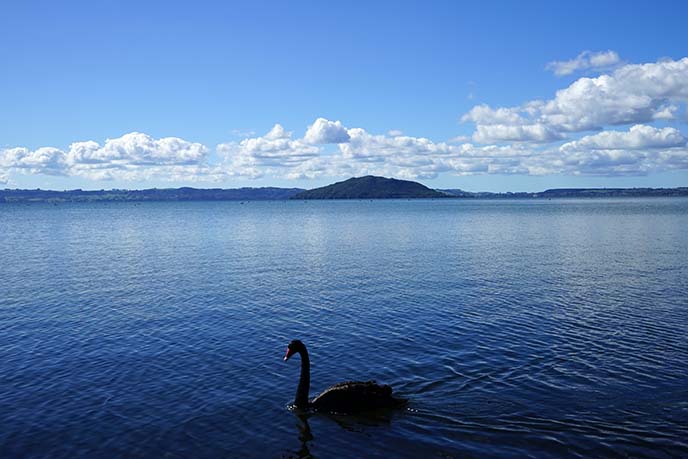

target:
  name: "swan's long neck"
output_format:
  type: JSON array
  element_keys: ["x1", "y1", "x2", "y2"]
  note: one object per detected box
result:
[{"x1": 295, "y1": 347, "x2": 310, "y2": 408}]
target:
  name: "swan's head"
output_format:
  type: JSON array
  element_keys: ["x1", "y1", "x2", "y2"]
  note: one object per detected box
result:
[{"x1": 284, "y1": 339, "x2": 304, "y2": 361}]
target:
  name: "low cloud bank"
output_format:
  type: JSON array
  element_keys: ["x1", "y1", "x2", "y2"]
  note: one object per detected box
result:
[{"x1": 2, "y1": 56, "x2": 687, "y2": 183}]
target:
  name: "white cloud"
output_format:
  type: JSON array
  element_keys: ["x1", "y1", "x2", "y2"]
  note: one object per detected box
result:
[
  {"x1": 218, "y1": 122, "x2": 453, "y2": 180},
  {"x1": 341, "y1": 128, "x2": 452, "y2": 160},
  {"x1": 550, "y1": 125, "x2": 688, "y2": 177},
  {"x1": 263, "y1": 123, "x2": 290, "y2": 141},
  {"x1": 285, "y1": 126, "x2": 561, "y2": 180},
  {"x1": 558, "y1": 149, "x2": 647, "y2": 176},
  {"x1": 0, "y1": 147, "x2": 67, "y2": 175},
  {"x1": 316, "y1": 123, "x2": 687, "y2": 179},
  {"x1": 461, "y1": 105, "x2": 564, "y2": 143},
  {"x1": 1, "y1": 132, "x2": 214, "y2": 182},
  {"x1": 304, "y1": 118, "x2": 351, "y2": 144},
  {"x1": 561, "y1": 125, "x2": 686, "y2": 152},
  {"x1": 3, "y1": 82, "x2": 688, "y2": 185},
  {"x1": 217, "y1": 124, "x2": 320, "y2": 178},
  {"x1": 472, "y1": 123, "x2": 564, "y2": 143},
  {"x1": 3, "y1": 120, "x2": 687, "y2": 182},
  {"x1": 463, "y1": 57, "x2": 688, "y2": 142},
  {"x1": 462, "y1": 105, "x2": 525, "y2": 125},
  {"x1": 66, "y1": 133, "x2": 211, "y2": 181},
  {"x1": 66, "y1": 132, "x2": 207, "y2": 166},
  {"x1": 546, "y1": 50, "x2": 621, "y2": 76},
  {"x1": 339, "y1": 129, "x2": 453, "y2": 179},
  {"x1": 658, "y1": 148, "x2": 688, "y2": 171}
]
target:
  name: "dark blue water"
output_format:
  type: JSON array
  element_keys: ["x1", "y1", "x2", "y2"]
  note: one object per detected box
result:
[{"x1": 1, "y1": 199, "x2": 687, "y2": 458}]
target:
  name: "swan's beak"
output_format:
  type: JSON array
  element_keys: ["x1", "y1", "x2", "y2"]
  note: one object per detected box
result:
[{"x1": 284, "y1": 348, "x2": 294, "y2": 361}]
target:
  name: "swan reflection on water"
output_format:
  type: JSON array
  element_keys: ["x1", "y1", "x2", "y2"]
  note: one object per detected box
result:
[
  {"x1": 285, "y1": 406, "x2": 403, "y2": 459},
  {"x1": 284, "y1": 412, "x2": 314, "y2": 459}
]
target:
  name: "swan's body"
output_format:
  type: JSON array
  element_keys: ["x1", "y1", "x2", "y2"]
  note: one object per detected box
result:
[
  {"x1": 310, "y1": 380, "x2": 400, "y2": 412},
  {"x1": 284, "y1": 340, "x2": 406, "y2": 413}
]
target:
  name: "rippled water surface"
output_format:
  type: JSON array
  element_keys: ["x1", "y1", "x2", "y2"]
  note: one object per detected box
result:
[{"x1": 1, "y1": 199, "x2": 687, "y2": 458}]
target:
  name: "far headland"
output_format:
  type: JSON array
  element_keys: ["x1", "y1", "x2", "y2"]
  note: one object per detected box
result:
[{"x1": 1, "y1": 175, "x2": 687, "y2": 203}]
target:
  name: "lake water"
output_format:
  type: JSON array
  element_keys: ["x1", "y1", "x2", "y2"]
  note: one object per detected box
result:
[{"x1": 1, "y1": 198, "x2": 687, "y2": 458}]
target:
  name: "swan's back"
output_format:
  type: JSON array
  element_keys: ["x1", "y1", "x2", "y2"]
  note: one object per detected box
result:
[{"x1": 311, "y1": 380, "x2": 406, "y2": 413}]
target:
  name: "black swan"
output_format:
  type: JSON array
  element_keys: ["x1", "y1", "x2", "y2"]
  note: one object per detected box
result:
[{"x1": 283, "y1": 339, "x2": 406, "y2": 413}]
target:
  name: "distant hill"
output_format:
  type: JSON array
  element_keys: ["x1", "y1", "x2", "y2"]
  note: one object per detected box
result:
[
  {"x1": 439, "y1": 187, "x2": 688, "y2": 199},
  {"x1": 0, "y1": 187, "x2": 304, "y2": 203},
  {"x1": 291, "y1": 176, "x2": 449, "y2": 199},
  {"x1": 3, "y1": 183, "x2": 687, "y2": 204}
]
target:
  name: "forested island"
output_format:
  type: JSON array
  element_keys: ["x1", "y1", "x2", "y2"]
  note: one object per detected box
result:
[
  {"x1": 291, "y1": 176, "x2": 448, "y2": 199},
  {"x1": 2, "y1": 176, "x2": 687, "y2": 203}
]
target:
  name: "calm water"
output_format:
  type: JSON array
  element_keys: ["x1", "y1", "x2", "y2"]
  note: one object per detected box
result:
[{"x1": 1, "y1": 199, "x2": 687, "y2": 458}]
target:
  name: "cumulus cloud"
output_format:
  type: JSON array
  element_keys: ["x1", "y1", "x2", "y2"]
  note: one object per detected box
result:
[
  {"x1": 1, "y1": 132, "x2": 214, "y2": 182},
  {"x1": 341, "y1": 129, "x2": 452, "y2": 160},
  {"x1": 263, "y1": 124, "x2": 290, "y2": 141},
  {"x1": 217, "y1": 121, "x2": 515, "y2": 180},
  {"x1": 336, "y1": 128, "x2": 454, "y2": 179},
  {"x1": 4, "y1": 56, "x2": 688, "y2": 188},
  {"x1": 551, "y1": 125, "x2": 688, "y2": 177},
  {"x1": 217, "y1": 124, "x2": 320, "y2": 178},
  {"x1": 463, "y1": 105, "x2": 525, "y2": 125},
  {"x1": 546, "y1": 50, "x2": 621, "y2": 76},
  {"x1": 304, "y1": 118, "x2": 351, "y2": 144},
  {"x1": 218, "y1": 120, "x2": 533, "y2": 181},
  {"x1": 561, "y1": 125, "x2": 687, "y2": 152},
  {"x1": 66, "y1": 132, "x2": 207, "y2": 166},
  {"x1": 4, "y1": 117, "x2": 688, "y2": 182},
  {"x1": 472, "y1": 123, "x2": 564, "y2": 143},
  {"x1": 308, "y1": 121, "x2": 688, "y2": 179},
  {"x1": 463, "y1": 57, "x2": 688, "y2": 142},
  {"x1": 260, "y1": 124, "x2": 576, "y2": 180},
  {"x1": 0, "y1": 147, "x2": 67, "y2": 175},
  {"x1": 462, "y1": 106, "x2": 565, "y2": 143}
]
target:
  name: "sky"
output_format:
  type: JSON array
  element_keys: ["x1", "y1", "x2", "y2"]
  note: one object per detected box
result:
[{"x1": 1, "y1": 0, "x2": 687, "y2": 192}]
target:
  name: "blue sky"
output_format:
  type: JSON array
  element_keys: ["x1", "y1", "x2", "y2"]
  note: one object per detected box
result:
[{"x1": 1, "y1": 0, "x2": 687, "y2": 191}]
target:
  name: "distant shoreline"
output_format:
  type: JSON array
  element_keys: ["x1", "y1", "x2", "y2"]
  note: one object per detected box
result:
[
  {"x1": 2, "y1": 186, "x2": 687, "y2": 203},
  {"x1": 439, "y1": 187, "x2": 688, "y2": 199}
]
